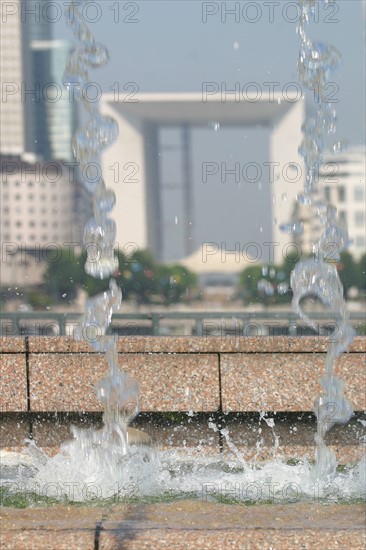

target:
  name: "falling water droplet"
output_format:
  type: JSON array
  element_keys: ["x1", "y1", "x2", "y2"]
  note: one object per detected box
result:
[
  {"x1": 281, "y1": 193, "x2": 287, "y2": 202},
  {"x1": 277, "y1": 282, "x2": 289, "y2": 295},
  {"x1": 296, "y1": 193, "x2": 312, "y2": 206},
  {"x1": 94, "y1": 187, "x2": 116, "y2": 214},
  {"x1": 279, "y1": 221, "x2": 304, "y2": 235},
  {"x1": 77, "y1": 42, "x2": 110, "y2": 68},
  {"x1": 257, "y1": 279, "x2": 274, "y2": 296},
  {"x1": 209, "y1": 121, "x2": 220, "y2": 131},
  {"x1": 332, "y1": 139, "x2": 348, "y2": 154}
]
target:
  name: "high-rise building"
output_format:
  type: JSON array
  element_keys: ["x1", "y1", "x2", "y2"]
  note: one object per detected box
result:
[
  {"x1": 0, "y1": 153, "x2": 93, "y2": 286},
  {"x1": 321, "y1": 147, "x2": 366, "y2": 259},
  {"x1": 0, "y1": 0, "x2": 34, "y2": 155},
  {"x1": 0, "y1": 156, "x2": 74, "y2": 247},
  {"x1": 291, "y1": 148, "x2": 366, "y2": 260},
  {"x1": 31, "y1": 40, "x2": 76, "y2": 161},
  {"x1": 0, "y1": 0, "x2": 76, "y2": 161}
]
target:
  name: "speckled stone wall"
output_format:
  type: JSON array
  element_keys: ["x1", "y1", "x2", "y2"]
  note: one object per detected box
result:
[{"x1": 0, "y1": 337, "x2": 365, "y2": 413}]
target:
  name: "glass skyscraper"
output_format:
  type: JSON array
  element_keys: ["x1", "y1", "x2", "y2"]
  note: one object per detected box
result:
[
  {"x1": 31, "y1": 40, "x2": 76, "y2": 161},
  {"x1": 0, "y1": 0, "x2": 77, "y2": 161}
]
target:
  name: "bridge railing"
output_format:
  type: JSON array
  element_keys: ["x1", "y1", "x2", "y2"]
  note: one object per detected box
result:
[{"x1": 1, "y1": 311, "x2": 365, "y2": 337}]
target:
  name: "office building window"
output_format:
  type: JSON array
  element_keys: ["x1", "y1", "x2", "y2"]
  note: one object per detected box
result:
[
  {"x1": 338, "y1": 186, "x2": 346, "y2": 202},
  {"x1": 355, "y1": 211, "x2": 365, "y2": 227},
  {"x1": 354, "y1": 186, "x2": 365, "y2": 201},
  {"x1": 355, "y1": 235, "x2": 365, "y2": 248},
  {"x1": 338, "y1": 211, "x2": 347, "y2": 226}
]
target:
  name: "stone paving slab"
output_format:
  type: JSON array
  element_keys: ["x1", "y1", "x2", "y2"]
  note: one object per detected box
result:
[
  {"x1": 221, "y1": 353, "x2": 366, "y2": 412},
  {"x1": 99, "y1": 529, "x2": 365, "y2": 549},
  {"x1": 0, "y1": 415, "x2": 29, "y2": 450},
  {"x1": 0, "y1": 531, "x2": 94, "y2": 550},
  {"x1": 0, "y1": 355, "x2": 28, "y2": 413},
  {"x1": 1, "y1": 336, "x2": 365, "y2": 415},
  {"x1": 0, "y1": 337, "x2": 26, "y2": 353},
  {"x1": 0, "y1": 501, "x2": 365, "y2": 550},
  {"x1": 28, "y1": 353, "x2": 219, "y2": 412}
]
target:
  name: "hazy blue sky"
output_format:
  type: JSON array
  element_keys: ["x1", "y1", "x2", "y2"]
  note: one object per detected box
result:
[
  {"x1": 55, "y1": 0, "x2": 365, "y2": 143},
  {"x1": 54, "y1": 1, "x2": 365, "y2": 260}
]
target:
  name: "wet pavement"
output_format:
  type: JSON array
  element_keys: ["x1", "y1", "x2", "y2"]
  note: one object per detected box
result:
[{"x1": 1, "y1": 500, "x2": 365, "y2": 549}]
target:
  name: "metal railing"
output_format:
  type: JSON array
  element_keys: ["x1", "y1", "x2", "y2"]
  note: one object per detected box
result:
[{"x1": 1, "y1": 310, "x2": 365, "y2": 337}]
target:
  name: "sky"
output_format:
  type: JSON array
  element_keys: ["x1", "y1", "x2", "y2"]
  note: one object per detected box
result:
[{"x1": 53, "y1": 0, "x2": 365, "y2": 261}]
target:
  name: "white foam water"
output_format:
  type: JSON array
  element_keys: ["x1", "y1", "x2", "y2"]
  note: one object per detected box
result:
[{"x1": 1, "y1": 444, "x2": 365, "y2": 504}]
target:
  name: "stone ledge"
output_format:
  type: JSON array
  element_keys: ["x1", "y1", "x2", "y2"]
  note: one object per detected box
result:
[
  {"x1": 25, "y1": 336, "x2": 366, "y2": 354},
  {"x1": 0, "y1": 337, "x2": 364, "y2": 413},
  {"x1": 221, "y1": 353, "x2": 366, "y2": 411},
  {"x1": 0, "y1": 354, "x2": 28, "y2": 413},
  {"x1": 28, "y1": 353, "x2": 220, "y2": 412}
]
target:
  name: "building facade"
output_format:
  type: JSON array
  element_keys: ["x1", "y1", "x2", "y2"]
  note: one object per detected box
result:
[
  {"x1": 31, "y1": 40, "x2": 76, "y2": 162},
  {"x1": 0, "y1": 0, "x2": 34, "y2": 155},
  {"x1": 320, "y1": 147, "x2": 366, "y2": 259},
  {"x1": 0, "y1": 0, "x2": 76, "y2": 161},
  {"x1": 1, "y1": 155, "x2": 77, "y2": 286},
  {"x1": 101, "y1": 92, "x2": 305, "y2": 264}
]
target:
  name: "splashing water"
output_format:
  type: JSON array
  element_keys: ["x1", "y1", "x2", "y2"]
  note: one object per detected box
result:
[
  {"x1": 290, "y1": 0, "x2": 358, "y2": 480},
  {"x1": 23, "y1": 0, "x2": 144, "y2": 484}
]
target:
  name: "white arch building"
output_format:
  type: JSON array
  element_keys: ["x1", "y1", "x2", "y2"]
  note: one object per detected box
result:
[{"x1": 101, "y1": 93, "x2": 305, "y2": 264}]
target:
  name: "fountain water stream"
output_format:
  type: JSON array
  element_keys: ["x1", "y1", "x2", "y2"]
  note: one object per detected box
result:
[
  {"x1": 289, "y1": 0, "x2": 356, "y2": 480},
  {"x1": 62, "y1": 0, "x2": 142, "y2": 459}
]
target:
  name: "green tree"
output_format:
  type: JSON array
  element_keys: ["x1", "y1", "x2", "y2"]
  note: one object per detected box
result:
[
  {"x1": 157, "y1": 264, "x2": 198, "y2": 305},
  {"x1": 337, "y1": 251, "x2": 359, "y2": 297},
  {"x1": 44, "y1": 248, "x2": 83, "y2": 301},
  {"x1": 239, "y1": 265, "x2": 263, "y2": 302},
  {"x1": 357, "y1": 253, "x2": 366, "y2": 293},
  {"x1": 120, "y1": 249, "x2": 158, "y2": 304}
]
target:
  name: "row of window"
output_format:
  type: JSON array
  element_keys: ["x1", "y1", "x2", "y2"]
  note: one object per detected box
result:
[
  {"x1": 355, "y1": 235, "x2": 365, "y2": 248},
  {"x1": 324, "y1": 185, "x2": 365, "y2": 202},
  {"x1": 2, "y1": 193, "x2": 66, "y2": 202},
  {"x1": 338, "y1": 211, "x2": 366, "y2": 227},
  {"x1": 1, "y1": 235, "x2": 65, "y2": 242},
  {"x1": 3, "y1": 220, "x2": 61, "y2": 228}
]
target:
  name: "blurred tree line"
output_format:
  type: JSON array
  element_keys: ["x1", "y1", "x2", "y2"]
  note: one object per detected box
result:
[
  {"x1": 25, "y1": 249, "x2": 365, "y2": 308},
  {"x1": 43, "y1": 248, "x2": 198, "y2": 306}
]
